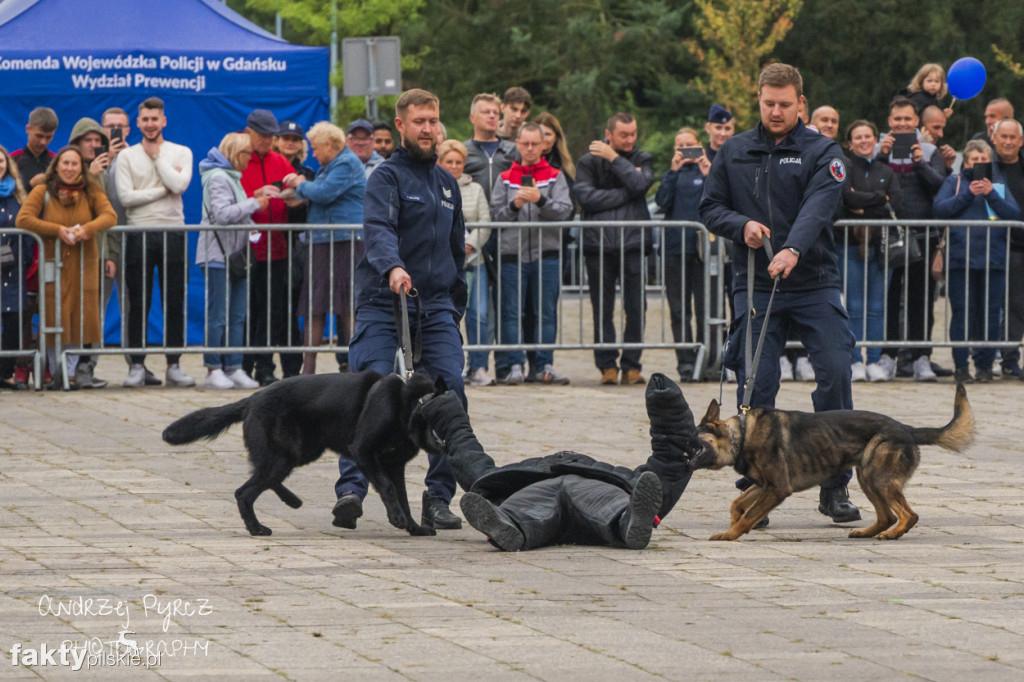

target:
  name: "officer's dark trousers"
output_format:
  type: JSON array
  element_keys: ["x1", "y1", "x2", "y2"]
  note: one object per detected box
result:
[
  {"x1": 335, "y1": 308, "x2": 464, "y2": 502},
  {"x1": 725, "y1": 286, "x2": 855, "y2": 489},
  {"x1": 498, "y1": 475, "x2": 634, "y2": 550}
]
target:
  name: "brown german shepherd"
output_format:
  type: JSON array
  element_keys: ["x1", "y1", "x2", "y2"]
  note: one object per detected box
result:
[{"x1": 692, "y1": 385, "x2": 974, "y2": 541}]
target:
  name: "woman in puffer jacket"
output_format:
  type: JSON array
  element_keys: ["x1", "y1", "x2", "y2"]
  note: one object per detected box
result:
[{"x1": 196, "y1": 133, "x2": 270, "y2": 390}]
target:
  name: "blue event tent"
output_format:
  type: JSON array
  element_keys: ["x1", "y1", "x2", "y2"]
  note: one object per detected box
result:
[{"x1": 0, "y1": 0, "x2": 329, "y2": 345}]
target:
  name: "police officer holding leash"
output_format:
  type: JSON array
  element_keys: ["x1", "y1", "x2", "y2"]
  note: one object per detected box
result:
[
  {"x1": 699, "y1": 63, "x2": 861, "y2": 524},
  {"x1": 333, "y1": 88, "x2": 468, "y2": 533}
]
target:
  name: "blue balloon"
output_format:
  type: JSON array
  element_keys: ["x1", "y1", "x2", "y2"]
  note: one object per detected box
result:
[{"x1": 947, "y1": 57, "x2": 986, "y2": 100}]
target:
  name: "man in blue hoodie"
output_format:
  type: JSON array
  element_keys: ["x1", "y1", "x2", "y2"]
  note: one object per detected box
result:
[
  {"x1": 333, "y1": 89, "x2": 467, "y2": 533},
  {"x1": 700, "y1": 63, "x2": 860, "y2": 524}
]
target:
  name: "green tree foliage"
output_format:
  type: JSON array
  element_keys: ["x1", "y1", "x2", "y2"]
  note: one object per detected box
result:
[
  {"x1": 775, "y1": 0, "x2": 1024, "y2": 148},
  {"x1": 686, "y1": 0, "x2": 803, "y2": 129}
]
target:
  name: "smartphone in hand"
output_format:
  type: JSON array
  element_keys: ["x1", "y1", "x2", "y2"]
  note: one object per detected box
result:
[
  {"x1": 679, "y1": 146, "x2": 704, "y2": 160},
  {"x1": 520, "y1": 175, "x2": 534, "y2": 187}
]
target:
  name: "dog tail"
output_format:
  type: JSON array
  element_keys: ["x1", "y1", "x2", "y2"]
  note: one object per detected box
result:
[
  {"x1": 911, "y1": 383, "x2": 974, "y2": 452},
  {"x1": 162, "y1": 398, "x2": 250, "y2": 445}
]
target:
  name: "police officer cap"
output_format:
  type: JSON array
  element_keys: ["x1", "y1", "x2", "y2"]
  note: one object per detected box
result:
[
  {"x1": 708, "y1": 104, "x2": 733, "y2": 125},
  {"x1": 277, "y1": 120, "x2": 305, "y2": 138}
]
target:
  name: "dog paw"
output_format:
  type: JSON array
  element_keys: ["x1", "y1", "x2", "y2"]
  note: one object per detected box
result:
[
  {"x1": 248, "y1": 525, "x2": 272, "y2": 536},
  {"x1": 709, "y1": 532, "x2": 737, "y2": 541},
  {"x1": 386, "y1": 511, "x2": 409, "y2": 530},
  {"x1": 848, "y1": 528, "x2": 877, "y2": 539},
  {"x1": 408, "y1": 524, "x2": 437, "y2": 537},
  {"x1": 875, "y1": 530, "x2": 905, "y2": 541}
]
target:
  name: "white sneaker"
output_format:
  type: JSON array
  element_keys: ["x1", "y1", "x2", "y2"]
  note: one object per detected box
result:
[
  {"x1": 851, "y1": 362, "x2": 867, "y2": 382},
  {"x1": 779, "y1": 356, "x2": 794, "y2": 382},
  {"x1": 877, "y1": 354, "x2": 897, "y2": 380},
  {"x1": 913, "y1": 355, "x2": 937, "y2": 382},
  {"x1": 795, "y1": 356, "x2": 816, "y2": 382},
  {"x1": 866, "y1": 362, "x2": 889, "y2": 383},
  {"x1": 205, "y1": 369, "x2": 234, "y2": 390},
  {"x1": 538, "y1": 364, "x2": 570, "y2": 385},
  {"x1": 226, "y1": 368, "x2": 259, "y2": 389},
  {"x1": 470, "y1": 367, "x2": 496, "y2": 387},
  {"x1": 504, "y1": 364, "x2": 525, "y2": 386},
  {"x1": 166, "y1": 364, "x2": 196, "y2": 387},
  {"x1": 123, "y1": 364, "x2": 146, "y2": 388}
]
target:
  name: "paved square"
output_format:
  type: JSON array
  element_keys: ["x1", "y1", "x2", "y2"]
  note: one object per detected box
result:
[{"x1": 2, "y1": 350, "x2": 1023, "y2": 680}]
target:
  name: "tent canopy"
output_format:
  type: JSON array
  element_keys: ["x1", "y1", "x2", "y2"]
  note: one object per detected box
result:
[{"x1": 0, "y1": 0, "x2": 330, "y2": 344}]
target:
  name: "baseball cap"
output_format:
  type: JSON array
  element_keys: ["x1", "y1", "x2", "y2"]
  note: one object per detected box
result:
[
  {"x1": 347, "y1": 119, "x2": 374, "y2": 135},
  {"x1": 246, "y1": 109, "x2": 279, "y2": 135}
]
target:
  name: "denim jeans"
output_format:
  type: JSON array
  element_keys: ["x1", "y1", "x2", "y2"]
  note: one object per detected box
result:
[
  {"x1": 496, "y1": 258, "x2": 561, "y2": 373},
  {"x1": 203, "y1": 266, "x2": 247, "y2": 371},
  {"x1": 842, "y1": 244, "x2": 889, "y2": 364},
  {"x1": 465, "y1": 264, "x2": 491, "y2": 372},
  {"x1": 948, "y1": 267, "x2": 1005, "y2": 370}
]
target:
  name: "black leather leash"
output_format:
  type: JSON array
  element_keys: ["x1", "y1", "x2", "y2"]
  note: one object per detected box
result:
[
  {"x1": 392, "y1": 287, "x2": 421, "y2": 380},
  {"x1": 740, "y1": 240, "x2": 781, "y2": 413}
]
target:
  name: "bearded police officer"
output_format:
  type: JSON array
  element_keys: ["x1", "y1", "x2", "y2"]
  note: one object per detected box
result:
[{"x1": 699, "y1": 63, "x2": 860, "y2": 524}]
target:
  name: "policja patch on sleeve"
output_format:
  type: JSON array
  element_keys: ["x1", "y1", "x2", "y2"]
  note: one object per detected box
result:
[{"x1": 828, "y1": 158, "x2": 846, "y2": 182}]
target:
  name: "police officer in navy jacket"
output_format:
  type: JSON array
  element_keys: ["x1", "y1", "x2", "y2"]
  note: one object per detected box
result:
[
  {"x1": 699, "y1": 63, "x2": 861, "y2": 524},
  {"x1": 334, "y1": 89, "x2": 468, "y2": 533}
]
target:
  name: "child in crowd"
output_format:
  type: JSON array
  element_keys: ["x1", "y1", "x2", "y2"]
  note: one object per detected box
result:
[{"x1": 905, "y1": 63, "x2": 954, "y2": 118}]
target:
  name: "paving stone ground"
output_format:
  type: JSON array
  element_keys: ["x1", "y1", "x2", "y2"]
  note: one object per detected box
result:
[{"x1": 1, "y1": 347, "x2": 1023, "y2": 681}]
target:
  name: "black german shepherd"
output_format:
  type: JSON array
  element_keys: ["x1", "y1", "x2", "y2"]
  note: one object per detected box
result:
[
  {"x1": 162, "y1": 370, "x2": 445, "y2": 537},
  {"x1": 692, "y1": 385, "x2": 974, "y2": 541}
]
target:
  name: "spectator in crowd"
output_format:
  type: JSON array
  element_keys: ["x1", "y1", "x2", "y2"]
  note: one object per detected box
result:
[
  {"x1": 272, "y1": 120, "x2": 315, "y2": 371},
  {"x1": 704, "y1": 104, "x2": 735, "y2": 163},
  {"x1": 933, "y1": 139, "x2": 1019, "y2": 383},
  {"x1": 497, "y1": 87, "x2": 531, "y2": 141},
  {"x1": 462, "y1": 93, "x2": 517, "y2": 382},
  {"x1": 437, "y1": 139, "x2": 492, "y2": 387},
  {"x1": 372, "y1": 121, "x2": 395, "y2": 159},
  {"x1": 435, "y1": 121, "x2": 448, "y2": 145},
  {"x1": 336, "y1": 88, "x2": 465, "y2": 533},
  {"x1": 876, "y1": 95, "x2": 949, "y2": 382},
  {"x1": 65, "y1": 117, "x2": 115, "y2": 389},
  {"x1": 840, "y1": 120, "x2": 903, "y2": 383},
  {"x1": 809, "y1": 105, "x2": 840, "y2": 140},
  {"x1": 17, "y1": 147, "x2": 116, "y2": 389},
  {"x1": 491, "y1": 122, "x2": 573, "y2": 385},
  {"x1": 11, "y1": 107, "x2": 58, "y2": 189},
  {"x1": 904, "y1": 63, "x2": 953, "y2": 118},
  {"x1": 656, "y1": 127, "x2": 711, "y2": 383},
  {"x1": 703, "y1": 105, "x2": 737, "y2": 381},
  {"x1": 0, "y1": 145, "x2": 33, "y2": 390},
  {"x1": 347, "y1": 119, "x2": 385, "y2": 178},
  {"x1": 464, "y1": 93, "x2": 517, "y2": 203},
  {"x1": 972, "y1": 98, "x2": 1014, "y2": 148},
  {"x1": 196, "y1": 132, "x2": 266, "y2": 390},
  {"x1": 282, "y1": 122, "x2": 366, "y2": 376},
  {"x1": 575, "y1": 112, "x2": 655, "y2": 385},
  {"x1": 535, "y1": 111, "x2": 576, "y2": 185},
  {"x1": 920, "y1": 106, "x2": 958, "y2": 171},
  {"x1": 99, "y1": 107, "x2": 131, "y2": 323},
  {"x1": 115, "y1": 97, "x2": 195, "y2": 388},
  {"x1": 700, "y1": 62, "x2": 861, "y2": 525},
  {"x1": 240, "y1": 109, "x2": 301, "y2": 385},
  {"x1": 989, "y1": 118, "x2": 1024, "y2": 379}
]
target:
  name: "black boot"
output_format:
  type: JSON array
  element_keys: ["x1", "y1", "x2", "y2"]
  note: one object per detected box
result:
[
  {"x1": 818, "y1": 486, "x2": 861, "y2": 523},
  {"x1": 645, "y1": 373, "x2": 701, "y2": 462},
  {"x1": 619, "y1": 472, "x2": 662, "y2": 549},
  {"x1": 460, "y1": 493, "x2": 523, "y2": 551},
  {"x1": 421, "y1": 491, "x2": 462, "y2": 529},
  {"x1": 331, "y1": 493, "x2": 363, "y2": 529}
]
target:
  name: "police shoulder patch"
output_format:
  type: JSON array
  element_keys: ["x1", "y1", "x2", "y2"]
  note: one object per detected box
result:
[{"x1": 828, "y1": 158, "x2": 846, "y2": 182}]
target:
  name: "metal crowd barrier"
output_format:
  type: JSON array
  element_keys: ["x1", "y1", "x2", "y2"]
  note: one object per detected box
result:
[
  {"x1": 0, "y1": 228, "x2": 47, "y2": 389},
  {"x1": 25, "y1": 219, "x2": 1024, "y2": 390},
  {"x1": 833, "y1": 219, "x2": 1024, "y2": 358}
]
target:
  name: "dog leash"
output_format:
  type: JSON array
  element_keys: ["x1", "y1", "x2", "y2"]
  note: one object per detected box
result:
[
  {"x1": 739, "y1": 240, "x2": 781, "y2": 413},
  {"x1": 392, "y1": 287, "x2": 421, "y2": 380}
]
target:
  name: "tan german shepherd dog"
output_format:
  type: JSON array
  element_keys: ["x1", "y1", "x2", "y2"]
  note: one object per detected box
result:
[{"x1": 692, "y1": 385, "x2": 974, "y2": 541}]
